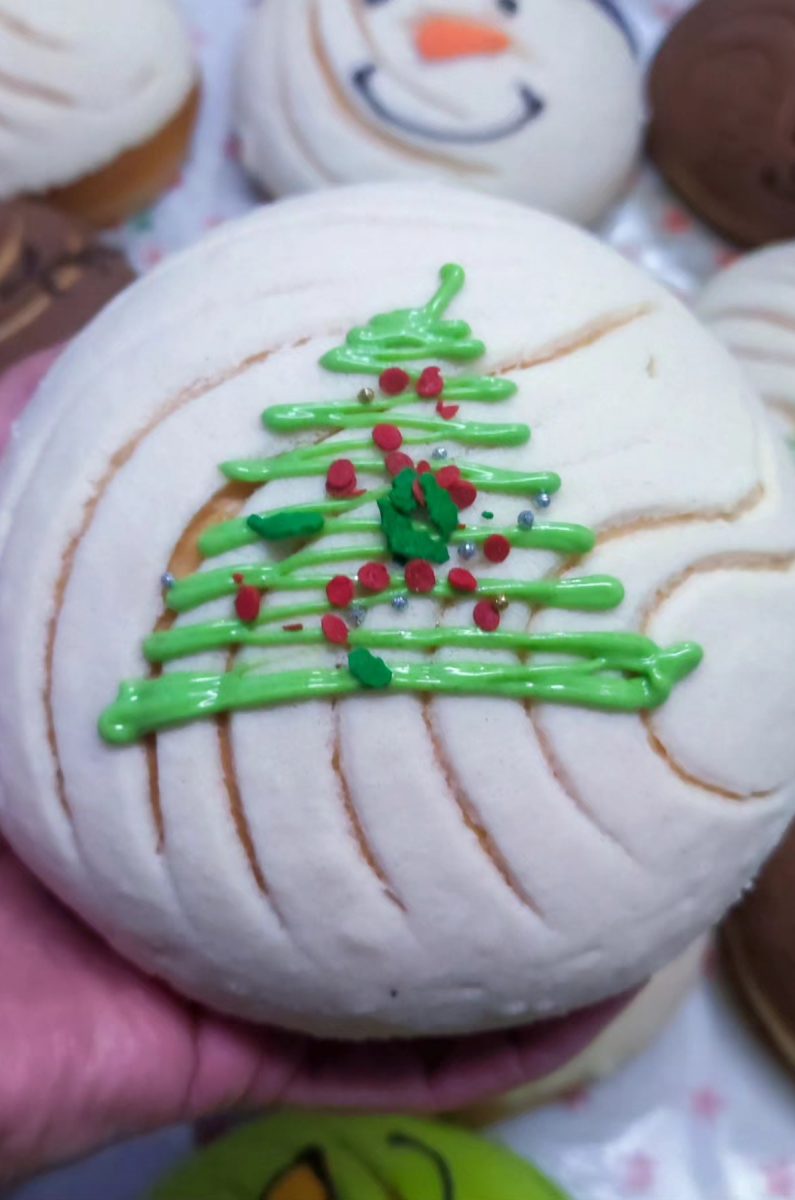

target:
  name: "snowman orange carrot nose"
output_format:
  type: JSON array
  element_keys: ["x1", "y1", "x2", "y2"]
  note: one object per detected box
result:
[{"x1": 415, "y1": 15, "x2": 512, "y2": 61}]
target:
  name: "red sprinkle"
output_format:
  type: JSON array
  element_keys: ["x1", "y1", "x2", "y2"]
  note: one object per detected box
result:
[
  {"x1": 282, "y1": 623, "x2": 304, "y2": 632},
  {"x1": 326, "y1": 575, "x2": 355, "y2": 607},
  {"x1": 417, "y1": 460, "x2": 431, "y2": 475},
  {"x1": 436, "y1": 401, "x2": 460, "y2": 421},
  {"x1": 484, "y1": 534, "x2": 511, "y2": 564},
  {"x1": 232, "y1": 573, "x2": 244, "y2": 584},
  {"x1": 358, "y1": 562, "x2": 391, "y2": 593},
  {"x1": 412, "y1": 478, "x2": 426, "y2": 507},
  {"x1": 386, "y1": 450, "x2": 414, "y2": 477},
  {"x1": 449, "y1": 480, "x2": 478, "y2": 510},
  {"x1": 326, "y1": 458, "x2": 357, "y2": 495},
  {"x1": 435, "y1": 465, "x2": 462, "y2": 490},
  {"x1": 474, "y1": 600, "x2": 501, "y2": 632},
  {"x1": 448, "y1": 568, "x2": 478, "y2": 593},
  {"x1": 405, "y1": 559, "x2": 437, "y2": 594},
  {"x1": 322, "y1": 613, "x2": 349, "y2": 645},
  {"x1": 373, "y1": 424, "x2": 403, "y2": 452},
  {"x1": 235, "y1": 585, "x2": 262, "y2": 623},
  {"x1": 417, "y1": 366, "x2": 444, "y2": 399},
  {"x1": 380, "y1": 367, "x2": 411, "y2": 396}
]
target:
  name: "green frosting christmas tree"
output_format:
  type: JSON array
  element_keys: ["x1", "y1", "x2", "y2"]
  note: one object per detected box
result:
[{"x1": 100, "y1": 265, "x2": 702, "y2": 745}]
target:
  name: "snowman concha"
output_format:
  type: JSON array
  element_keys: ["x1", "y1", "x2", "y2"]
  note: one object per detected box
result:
[
  {"x1": 1, "y1": 184, "x2": 794, "y2": 1043},
  {"x1": 235, "y1": 0, "x2": 642, "y2": 225}
]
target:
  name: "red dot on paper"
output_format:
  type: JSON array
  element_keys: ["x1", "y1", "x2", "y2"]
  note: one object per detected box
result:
[
  {"x1": 405, "y1": 559, "x2": 437, "y2": 594},
  {"x1": 380, "y1": 367, "x2": 411, "y2": 396},
  {"x1": 417, "y1": 366, "x2": 444, "y2": 398},
  {"x1": 416, "y1": 460, "x2": 431, "y2": 475},
  {"x1": 449, "y1": 480, "x2": 478, "y2": 510},
  {"x1": 358, "y1": 562, "x2": 391, "y2": 593},
  {"x1": 386, "y1": 450, "x2": 414, "y2": 477},
  {"x1": 322, "y1": 613, "x2": 349, "y2": 645},
  {"x1": 448, "y1": 568, "x2": 478, "y2": 593},
  {"x1": 326, "y1": 575, "x2": 355, "y2": 607},
  {"x1": 474, "y1": 600, "x2": 500, "y2": 632},
  {"x1": 484, "y1": 534, "x2": 511, "y2": 564},
  {"x1": 235, "y1": 585, "x2": 262, "y2": 623},
  {"x1": 373, "y1": 424, "x2": 403, "y2": 452}
]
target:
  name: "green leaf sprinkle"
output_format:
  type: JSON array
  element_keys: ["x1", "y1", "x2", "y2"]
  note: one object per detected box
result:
[
  {"x1": 421, "y1": 473, "x2": 460, "y2": 540},
  {"x1": 378, "y1": 498, "x2": 449, "y2": 564},
  {"x1": 390, "y1": 468, "x2": 419, "y2": 516},
  {"x1": 348, "y1": 648, "x2": 393, "y2": 689},
  {"x1": 246, "y1": 511, "x2": 325, "y2": 541}
]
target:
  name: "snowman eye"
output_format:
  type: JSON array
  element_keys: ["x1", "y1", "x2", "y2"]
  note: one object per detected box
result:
[{"x1": 497, "y1": 0, "x2": 520, "y2": 12}]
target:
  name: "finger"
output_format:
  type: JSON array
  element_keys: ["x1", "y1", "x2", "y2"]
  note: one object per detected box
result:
[{"x1": 0, "y1": 343, "x2": 65, "y2": 456}]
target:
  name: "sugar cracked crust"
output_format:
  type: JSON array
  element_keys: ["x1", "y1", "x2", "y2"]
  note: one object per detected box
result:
[
  {"x1": 0, "y1": 184, "x2": 794, "y2": 1039},
  {"x1": 698, "y1": 241, "x2": 795, "y2": 440},
  {"x1": 235, "y1": 0, "x2": 642, "y2": 225},
  {"x1": 0, "y1": 0, "x2": 195, "y2": 200}
]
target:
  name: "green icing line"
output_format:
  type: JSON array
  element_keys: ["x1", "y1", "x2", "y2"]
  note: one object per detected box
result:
[
  {"x1": 320, "y1": 263, "x2": 487, "y2": 374},
  {"x1": 264, "y1": 405, "x2": 527, "y2": 445},
  {"x1": 148, "y1": 575, "x2": 625, "y2": 663},
  {"x1": 100, "y1": 264, "x2": 702, "y2": 744},
  {"x1": 173, "y1": 523, "x2": 596, "y2": 611},
  {"x1": 101, "y1": 641, "x2": 703, "y2": 746}
]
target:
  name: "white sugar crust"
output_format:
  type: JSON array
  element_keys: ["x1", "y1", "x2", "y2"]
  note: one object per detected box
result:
[
  {"x1": 0, "y1": 0, "x2": 195, "y2": 196},
  {"x1": 235, "y1": 0, "x2": 642, "y2": 225},
  {"x1": 699, "y1": 241, "x2": 795, "y2": 440},
  {"x1": 0, "y1": 184, "x2": 793, "y2": 1038}
]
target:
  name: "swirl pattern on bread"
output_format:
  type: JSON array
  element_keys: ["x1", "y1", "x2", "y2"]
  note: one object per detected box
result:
[{"x1": 0, "y1": 0, "x2": 195, "y2": 200}]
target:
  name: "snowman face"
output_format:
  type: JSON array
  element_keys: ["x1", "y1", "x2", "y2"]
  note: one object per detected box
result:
[
  {"x1": 238, "y1": 0, "x2": 643, "y2": 225},
  {"x1": 354, "y1": 0, "x2": 635, "y2": 147}
]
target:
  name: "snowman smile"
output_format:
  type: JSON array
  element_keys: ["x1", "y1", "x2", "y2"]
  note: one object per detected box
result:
[{"x1": 352, "y1": 64, "x2": 545, "y2": 144}]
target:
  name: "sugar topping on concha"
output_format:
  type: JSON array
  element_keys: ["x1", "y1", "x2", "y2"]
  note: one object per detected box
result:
[
  {"x1": 235, "y1": 0, "x2": 642, "y2": 224},
  {"x1": 0, "y1": 184, "x2": 793, "y2": 1038},
  {"x1": 698, "y1": 241, "x2": 795, "y2": 440},
  {"x1": 0, "y1": 0, "x2": 195, "y2": 198}
]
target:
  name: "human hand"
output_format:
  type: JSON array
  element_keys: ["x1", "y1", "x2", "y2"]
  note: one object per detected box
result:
[{"x1": 0, "y1": 352, "x2": 301, "y2": 1181}]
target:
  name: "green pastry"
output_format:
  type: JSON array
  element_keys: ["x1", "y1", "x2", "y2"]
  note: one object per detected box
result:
[{"x1": 152, "y1": 1111, "x2": 571, "y2": 1200}]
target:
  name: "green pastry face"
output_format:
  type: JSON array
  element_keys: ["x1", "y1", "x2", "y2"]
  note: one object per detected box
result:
[{"x1": 152, "y1": 1111, "x2": 571, "y2": 1200}]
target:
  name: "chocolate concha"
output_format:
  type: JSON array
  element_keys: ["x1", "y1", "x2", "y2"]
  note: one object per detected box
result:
[{"x1": 0, "y1": 200, "x2": 133, "y2": 371}]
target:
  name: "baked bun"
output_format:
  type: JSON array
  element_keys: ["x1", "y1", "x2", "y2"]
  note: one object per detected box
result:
[
  {"x1": 1, "y1": 185, "x2": 793, "y2": 1072},
  {"x1": 649, "y1": 0, "x2": 795, "y2": 247},
  {"x1": 156, "y1": 1111, "x2": 570, "y2": 1200},
  {"x1": 235, "y1": 0, "x2": 642, "y2": 225},
  {"x1": 723, "y1": 822, "x2": 795, "y2": 1072},
  {"x1": 698, "y1": 241, "x2": 795, "y2": 439},
  {"x1": 0, "y1": 200, "x2": 133, "y2": 372},
  {"x1": 0, "y1": 0, "x2": 199, "y2": 227}
]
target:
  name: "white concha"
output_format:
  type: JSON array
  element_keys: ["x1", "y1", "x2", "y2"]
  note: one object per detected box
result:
[
  {"x1": 235, "y1": 0, "x2": 642, "y2": 225},
  {"x1": 0, "y1": 0, "x2": 195, "y2": 197},
  {"x1": 698, "y1": 242, "x2": 795, "y2": 440},
  {"x1": 0, "y1": 184, "x2": 794, "y2": 1040}
]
